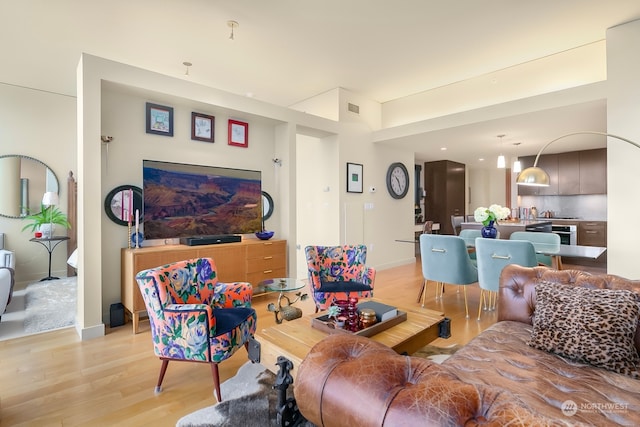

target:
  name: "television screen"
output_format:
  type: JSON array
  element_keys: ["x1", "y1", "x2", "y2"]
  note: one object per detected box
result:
[{"x1": 142, "y1": 160, "x2": 262, "y2": 239}]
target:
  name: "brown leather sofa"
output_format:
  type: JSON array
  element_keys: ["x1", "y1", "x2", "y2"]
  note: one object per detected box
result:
[{"x1": 295, "y1": 265, "x2": 640, "y2": 426}]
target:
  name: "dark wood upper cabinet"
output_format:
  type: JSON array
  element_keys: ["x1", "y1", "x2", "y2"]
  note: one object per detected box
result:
[
  {"x1": 557, "y1": 152, "x2": 580, "y2": 195},
  {"x1": 579, "y1": 148, "x2": 607, "y2": 194},
  {"x1": 517, "y1": 148, "x2": 606, "y2": 196}
]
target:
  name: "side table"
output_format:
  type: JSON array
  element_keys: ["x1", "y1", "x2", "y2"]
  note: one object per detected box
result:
[
  {"x1": 255, "y1": 278, "x2": 308, "y2": 324},
  {"x1": 29, "y1": 236, "x2": 70, "y2": 281}
]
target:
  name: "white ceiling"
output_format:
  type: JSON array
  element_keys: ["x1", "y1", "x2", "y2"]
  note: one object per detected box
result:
[{"x1": 2, "y1": 0, "x2": 640, "y2": 166}]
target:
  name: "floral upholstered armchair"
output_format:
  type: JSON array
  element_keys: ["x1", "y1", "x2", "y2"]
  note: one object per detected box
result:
[
  {"x1": 135, "y1": 257, "x2": 257, "y2": 402},
  {"x1": 305, "y1": 245, "x2": 376, "y2": 311}
]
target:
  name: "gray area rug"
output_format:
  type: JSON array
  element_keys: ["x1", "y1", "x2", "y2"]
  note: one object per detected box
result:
[
  {"x1": 176, "y1": 344, "x2": 461, "y2": 426},
  {"x1": 24, "y1": 276, "x2": 76, "y2": 334}
]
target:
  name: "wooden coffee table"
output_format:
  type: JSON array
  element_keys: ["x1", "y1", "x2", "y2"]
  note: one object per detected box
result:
[{"x1": 254, "y1": 299, "x2": 445, "y2": 379}]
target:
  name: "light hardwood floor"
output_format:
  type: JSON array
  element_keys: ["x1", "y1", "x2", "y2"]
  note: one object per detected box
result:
[{"x1": 0, "y1": 259, "x2": 602, "y2": 426}]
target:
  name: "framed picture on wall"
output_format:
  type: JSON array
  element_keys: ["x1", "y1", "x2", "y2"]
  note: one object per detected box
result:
[
  {"x1": 228, "y1": 119, "x2": 249, "y2": 147},
  {"x1": 191, "y1": 112, "x2": 215, "y2": 142},
  {"x1": 146, "y1": 102, "x2": 174, "y2": 136},
  {"x1": 346, "y1": 162, "x2": 363, "y2": 193}
]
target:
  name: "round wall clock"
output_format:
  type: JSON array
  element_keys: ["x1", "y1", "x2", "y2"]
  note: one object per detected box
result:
[{"x1": 386, "y1": 162, "x2": 409, "y2": 199}]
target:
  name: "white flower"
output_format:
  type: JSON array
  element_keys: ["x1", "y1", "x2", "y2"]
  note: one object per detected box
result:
[
  {"x1": 474, "y1": 204, "x2": 510, "y2": 226},
  {"x1": 474, "y1": 207, "x2": 489, "y2": 223}
]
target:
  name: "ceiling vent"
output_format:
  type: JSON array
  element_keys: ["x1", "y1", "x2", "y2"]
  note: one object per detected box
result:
[{"x1": 347, "y1": 103, "x2": 360, "y2": 114}]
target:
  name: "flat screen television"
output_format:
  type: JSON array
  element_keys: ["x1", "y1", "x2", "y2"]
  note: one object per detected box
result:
[{"x1": 142, "y1": 159, "x2": 262, "y2": 240}]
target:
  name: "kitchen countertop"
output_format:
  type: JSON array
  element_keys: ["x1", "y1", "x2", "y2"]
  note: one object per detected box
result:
[
  {"x1": 535, "y1": 217, "x2": 607, "y2": 223},
  {"x1": 461, "y1": 219, "x2": 552, "y2": 227}
]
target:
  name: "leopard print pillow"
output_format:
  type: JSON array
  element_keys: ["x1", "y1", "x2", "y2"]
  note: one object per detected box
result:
[{"x1": 529, "y1": 281, "x2": 640, "y2": 378}]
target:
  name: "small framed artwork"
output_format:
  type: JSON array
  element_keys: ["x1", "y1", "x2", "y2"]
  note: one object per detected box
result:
[
  {"x1": 346, "y1": 162, "x2": 363, "y2": 193},
  {"x1": 146, "y1": 102, "x2": 174, "y2": 136},
  {"x1": 228, "y1": 119, "x2": 249, "y2": 147},
  {"x1": 191, "y1": 112, "x2": 215, "y2": 142}
]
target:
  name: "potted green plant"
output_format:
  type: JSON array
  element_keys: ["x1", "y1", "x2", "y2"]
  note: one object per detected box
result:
[{"x1": 21, "y1": 203, "x2": 71, "y2": 238}]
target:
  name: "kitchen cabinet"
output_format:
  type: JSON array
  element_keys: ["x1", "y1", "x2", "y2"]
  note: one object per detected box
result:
[
  {"x1": 579, "y1": 149, "x2": 607, "y2": 194},
  {"x1": 517, "y1": 149, "x2": 606, "y2": 196},
  {"x1": 424, "y1": 160, "x2": 465, "y2": 235},
  {"x1": 578, "y1": 221, "x2": 607, "y2": 247},
  {"x1": 557, "y1": 152, "x2": 580, "y2": 195}
]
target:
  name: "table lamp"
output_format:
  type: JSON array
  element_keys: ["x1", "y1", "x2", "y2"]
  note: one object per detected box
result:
[{"x1": 42, "y1": 191, "x2": 59, "y2": 238}]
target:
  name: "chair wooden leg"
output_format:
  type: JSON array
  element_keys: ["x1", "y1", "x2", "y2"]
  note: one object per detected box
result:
[
  {"x1": 420, "y1": 280, "x2": 427, "y2": 307},
  {"x1": 155, "y1": 359, "x2": 169, "y2": 393},
  {"x1": 211, "y1": 363, "x2": 222, "y2": 402},
  {"x1": 491, "y1": 291, "x2": 498, "y2": 311},
  {"x1": 477, "y1": 289, "x2": 484, "y2": 321},
  {"x1": 417, "y1": 280, "x2": 425, "y2": 304},
  {"x1": 463, "y1": 286, "x2": 469, "y2": 319}
]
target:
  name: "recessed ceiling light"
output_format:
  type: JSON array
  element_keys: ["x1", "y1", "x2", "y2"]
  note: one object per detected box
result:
[
  {"x1": 440, "y1": 147, "x2": 447, "y2": 151},
  {"x1": 479, "y1": 158, "x2": 485, "y2": 161}
]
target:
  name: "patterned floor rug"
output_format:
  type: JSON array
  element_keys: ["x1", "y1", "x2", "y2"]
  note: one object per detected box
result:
[
  {"x1": 24, "y1": 276, "x2": 76, "y2": 334},
  {"x1": 176, "y1": 344, "x2": 461, "y2": 426}
]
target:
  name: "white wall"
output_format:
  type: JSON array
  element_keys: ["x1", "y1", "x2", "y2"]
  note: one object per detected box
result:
[
  {"x1": 99, "y1": 86, "x2": 282, "y2": 314},
  {"x1": 606, "y1": 19, "x2": 640, "y2": 278},
  {"x1": 296, "y1": 134, "x2": 339, "y2": 278},
  {"x1": 76, "y1": 54, "x2": 414, "y2": 338},
  {"x1": 381, "y1": 42, "x2": 606, "y2": 128},
  {"x1": 0, "y1": 83, "x2": 76, "y2": 286},
  {"x1": 468, "y1": 168, "x2": 507, "y2": 213}
]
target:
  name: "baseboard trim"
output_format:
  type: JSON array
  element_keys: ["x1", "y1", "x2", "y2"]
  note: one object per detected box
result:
[{"x1": 76, "y1": 322, "x2": 105, "y2": 340}]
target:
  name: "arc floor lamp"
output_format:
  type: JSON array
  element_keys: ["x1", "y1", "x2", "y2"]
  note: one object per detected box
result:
[{"x1": 516, "y1": 131, "x2": 640, "y2": 186}]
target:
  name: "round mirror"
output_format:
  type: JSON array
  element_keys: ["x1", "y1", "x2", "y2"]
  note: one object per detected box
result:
[
  {"x1": 104, "y1": 185, "x2": 143, "y2": 226},
  {"x1": 262, "y1": 191, "x2": 274, "y2": 221},
  {"x1": 0, "y1": 154, "x2": 59, "y2": 219}
]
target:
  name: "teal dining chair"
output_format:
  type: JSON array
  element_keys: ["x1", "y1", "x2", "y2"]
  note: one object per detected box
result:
[
  {"x1": 419, "y1": 234, "x2": 478, "y2": 318},
  {"x1": 458, "y1": 229, "x2": 482, "y2": 262},
  {"x1": 474, "y1": 238, "x2": 538, "y2": 321},
  {"x1": 509, "y1": 231, "x2": 560, "y2": 267}
]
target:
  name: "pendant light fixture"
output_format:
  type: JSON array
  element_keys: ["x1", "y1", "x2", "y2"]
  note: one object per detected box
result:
[
  {"x1": 496, "y1": 134, "x2": 506, "y2": 168},
  {"x1": 512, "y1": 142, "x2": 522, "y2": 173},
  {"x1": 228, "y1": 20, "x2": 239, "y2": 40}
]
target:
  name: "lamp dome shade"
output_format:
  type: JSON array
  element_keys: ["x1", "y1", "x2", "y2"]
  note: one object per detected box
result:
[
  {"x1": 42, "y1": 191, "x2": 59, "y2": 206},
  {"x1": 516, "y1": 166, "x2": 550, "y2": 186}
]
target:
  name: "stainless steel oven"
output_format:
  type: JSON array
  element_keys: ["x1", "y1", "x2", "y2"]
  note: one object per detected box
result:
[{"x1": 552, "y1": 225, "x2": 577, "y2": 245}]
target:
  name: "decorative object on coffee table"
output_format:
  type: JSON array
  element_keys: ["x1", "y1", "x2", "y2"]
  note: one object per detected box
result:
[{"x1": 258, "y1": 278, "x2": 308, "y2": 324}]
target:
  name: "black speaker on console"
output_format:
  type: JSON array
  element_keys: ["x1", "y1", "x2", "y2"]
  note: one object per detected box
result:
[{"x1": 180, "y1": 235, "x2": 242, "y2": 246}]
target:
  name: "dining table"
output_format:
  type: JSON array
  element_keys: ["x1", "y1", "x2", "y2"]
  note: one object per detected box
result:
[
  {"x1": 459, "y1": 236, "x2": 606, "y2": 270},
  {"x1": 398, "y1": 236, "x2": 607, "y2": 271}
]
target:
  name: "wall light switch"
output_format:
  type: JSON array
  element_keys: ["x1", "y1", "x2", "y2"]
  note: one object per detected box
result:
[{"x1": 364, "y1": 203, "x2": 374, "y2": 210}]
